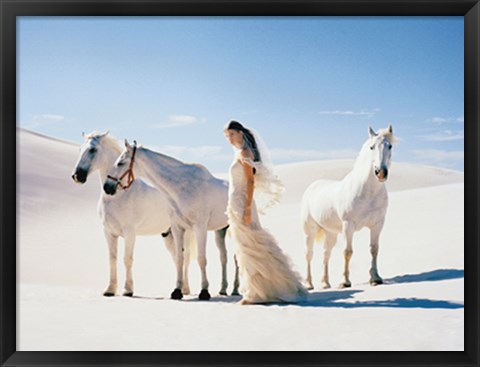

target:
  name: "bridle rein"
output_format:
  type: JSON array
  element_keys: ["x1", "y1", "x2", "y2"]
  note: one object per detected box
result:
[{"x1": 107, "y1": 145, "x2": 137, "y2": 191}]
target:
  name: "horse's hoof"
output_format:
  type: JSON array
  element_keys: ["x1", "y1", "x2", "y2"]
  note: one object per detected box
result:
[
  {"x1": 305, "y1": 283, "x2": 314, "y2": 290},
  {"x1": 103, "y1": 291, "x2": 115, "y2": 297},
  {"x1": 321, "y1": 283, "x2": 331, "y2": 290},
  {"x1": 123, "y1": 291, "x2": 134, "y2": 297},
  {"x1": 199, "y1": 289, "x2": 211, "y2": 300},
  {"x1": 231, "y1": 290, "x2": 241, "y2": 296},
  {"x1": 370, "y1": 279, "x2": 383, "y2": 286},
  {"x1": 339, "y1": 282, "x2": 351, "y2": 289},
  {"x1": 171, "y1": 288, "x2": 183, "y2": 300},
  {"x1": 219, "y1": 290, "x2": 228, "y2": 296}
]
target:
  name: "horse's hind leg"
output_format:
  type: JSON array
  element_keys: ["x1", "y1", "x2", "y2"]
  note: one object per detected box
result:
[
  {"x1": 215, "y1": 227, "x2": 229, "y2": 295},
  {"x1": 303, "y1": 215, "x2": 318, "y2": 290},
  {"x1": 104, "y1": 230, "x2": 119, "y2": 296},
  {"x1": 321, "y1": 231, "x2": 337, "y2": 289},
  {"x1": 232, "y1": 254, "x2": 240, "y2": 296},
  {"x1": 123, "y1": 230, "x2": 136, "y2": 297},
  {"x1": 369, "y1": 223, "x2": 384, "y2": 286}
]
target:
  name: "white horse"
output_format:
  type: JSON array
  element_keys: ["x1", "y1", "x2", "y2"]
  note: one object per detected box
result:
[
  {"x1": 72, "y1": 131, "x2": 194, "y2": 297},
  {"x1": 103, "y1": 140, "x2": 238, "y2": 300},
  {"x1": 301, "y1": 125, "x2": 395, "y2": 289}
]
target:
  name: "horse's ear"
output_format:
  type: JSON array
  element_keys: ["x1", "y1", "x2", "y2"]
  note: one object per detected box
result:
[
  {"x1": 82, "y1": 132, "x2": 85, "y2": 138},
  {"x1": 369, "y1": 126, "x2": 377, "y2": 138},
  {"x1": 388, "y1": 124, "x2": 393, "y2": 134},
  {"x1": 97, "y1": 130, "x2": 109, "y2": 138},
  {"x1": 124, "y1": 139, "x2": 130, "y2": 149}
]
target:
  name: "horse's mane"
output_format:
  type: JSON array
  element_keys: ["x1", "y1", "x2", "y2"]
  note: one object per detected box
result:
[
  {"x1": 377, "y1": 127, "x2": 397, "y2": 144},
  {"x1": 102, "y1": 136, "x2": 123, "y2": 155},
  {"x1": 85, "y1": 131, "x2": 122, "y2": 155},
  {"x1": 138, "y1": 145, "x2": 184, "y2": 165},
  {"x1": 138, "y1": 145, "x2": 215, "y2": 180}
]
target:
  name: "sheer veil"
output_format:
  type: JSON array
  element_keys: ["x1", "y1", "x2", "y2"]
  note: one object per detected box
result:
[{"x1": 235, "y1": 127, "x2": 284, "y2": 213}]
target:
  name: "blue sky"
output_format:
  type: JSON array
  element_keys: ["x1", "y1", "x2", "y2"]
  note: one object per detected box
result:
[{"x1": 18, "y1": 16, "x2": 464, "y2": 173}]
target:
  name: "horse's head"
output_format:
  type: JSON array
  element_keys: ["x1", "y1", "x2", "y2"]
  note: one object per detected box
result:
[
  {"x1": 103, "y1": 139, "x2": 137, "y2": 196},
  {"x1": 368, "y1": 124, "x2": 394, "y2": 183},
  {"x1": 72, "y1": 131, "x2": 109, "y2": 184}
]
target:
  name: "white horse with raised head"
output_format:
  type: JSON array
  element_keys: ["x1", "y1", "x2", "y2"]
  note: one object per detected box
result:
[
  {"x1": 72, "y1": 131, "x2": 194, "y2": 297},
  {"x1": 301, "y1": 125, "x2": 395, "y2": 289},
  {"x1": 103, "y1": 140, "x2": 238, "y2": 301}
]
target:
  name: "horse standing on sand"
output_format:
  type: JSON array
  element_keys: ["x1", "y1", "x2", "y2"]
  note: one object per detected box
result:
[
  {"x1": 72, "y1": 131, "x2": 194, "y2": 297},
  {"x1": 103, "y1": 140, "x2": 238, "y2": 300},
  {"x1": 301, "y1": 125, "x2": 395, "y2": 289}
]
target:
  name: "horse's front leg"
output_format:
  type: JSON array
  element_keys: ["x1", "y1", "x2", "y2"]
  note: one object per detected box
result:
[
  {"x1": 162, "y1": 228, "x2": 191, "y2": 295},
  {"x1": 103, "y1": 230, "x2": 119, "y2": 296},
  {"x1": 369, "y1": 223, "x2": 384, "y2": 286},
  {"x1": 182, "y1": 230, "x2": 192, "y2": 295},
  {"x1": 162, "y1": 228, "x2": 176, "y2": 260},
  {"x1": 321, "y1": 231, "x2": 338, "y2": 289},
  {"x1": 340, "y1": 221, "x2": 354, "y2": 288},
  {"x1": 170, "y1": 224, "x2": 186, "y2": 300},
  {"x1": 215, "y1": 227, "x2": 229, "y2": 295},
  {"x1": 123, "y1": 229, "x2": 136, "y2": 297},
  {"x1": 195, "y1": 226, "x2": 210, "y2": 300}
]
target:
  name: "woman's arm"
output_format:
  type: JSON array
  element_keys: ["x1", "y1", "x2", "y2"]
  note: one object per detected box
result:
[{"x1": 240, "y1": 149, "x2": 255, "y2": 225}]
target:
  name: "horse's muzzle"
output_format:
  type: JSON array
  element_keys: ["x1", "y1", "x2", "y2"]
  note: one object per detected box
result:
[
  {"x1": 103, "y1": 181, "x2": 117, "y2": 196},
  {"x1": 375, "y1": 168, "x2": 388, "y2": 182},
  {"x1": 72, "y1": 169, "x2": 87, "y2": 184}
]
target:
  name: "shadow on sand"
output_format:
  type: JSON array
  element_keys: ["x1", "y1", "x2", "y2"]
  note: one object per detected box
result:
[
  {"x1": 299, "y1": 290, "x2": 464, "y2": 309},
  {"x1": 131, "y1": 268, "x2": 464, "y2": 309},
  {"x1": 294, "y1": 268, "x2": 464, "y2": 309},
  {"x1": 383, "y1": 268, "x2": 464, "y2": 284}
]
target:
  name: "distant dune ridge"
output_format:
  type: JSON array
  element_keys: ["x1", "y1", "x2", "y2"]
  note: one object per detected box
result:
[{"x1": 17, "y1": 128, "x2": 464, "y2": 351}]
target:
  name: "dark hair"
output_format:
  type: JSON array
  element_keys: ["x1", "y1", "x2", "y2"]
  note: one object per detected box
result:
[{"x1": 225, "y1": 120, "x2": 261, "y2": 163}]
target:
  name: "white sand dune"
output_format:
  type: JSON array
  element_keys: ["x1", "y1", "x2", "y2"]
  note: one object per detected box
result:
[{"x1": 17, "y1": 128, "x2": 464, "y2": 351}]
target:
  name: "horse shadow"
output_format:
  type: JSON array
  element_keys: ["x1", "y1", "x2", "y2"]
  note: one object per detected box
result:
[
  {"x1": 132, "y1": 268, "x2": 464, "y2": 308},
  {"x1": 183, "y1": 294, "x2": 242, "y2": 303},
  {"x1": 131, "y1": 295, "x2": 166, "y2": 300},
  {"x1": 131, "y1": 293, "x2": 241, "y2": 303},
  {"x1": 383, "y1": 268, "x2": 464, "y2": 284},
  {"x1": 291, "y1": 268, "x2": 464, "y2": 310},
  {"x1": 297, "y1": 290, "x2": 464, "y2": 309}
]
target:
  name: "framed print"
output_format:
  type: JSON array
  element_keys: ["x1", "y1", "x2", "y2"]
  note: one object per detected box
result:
[{"x1": 2, "y1": 0, "x2": 479, "y2": 366}]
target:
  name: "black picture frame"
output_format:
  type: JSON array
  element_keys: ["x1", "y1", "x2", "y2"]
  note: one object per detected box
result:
[{"x1": 1, "y1": 0, "x2": 478, "y2": 366}]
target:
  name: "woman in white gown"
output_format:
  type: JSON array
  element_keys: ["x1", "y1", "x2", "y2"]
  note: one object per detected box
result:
[{"x1": 224, "y1": 120, "x2": 308, "y2": 305}]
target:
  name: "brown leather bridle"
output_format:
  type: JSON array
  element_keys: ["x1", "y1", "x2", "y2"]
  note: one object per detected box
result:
[{"x1": 107, "y1": 145, "x2": 137, "y2": 191}]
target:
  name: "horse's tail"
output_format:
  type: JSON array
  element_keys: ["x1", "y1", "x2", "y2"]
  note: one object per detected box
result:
[{"x1": 315, "y1": 227, "x2": 325, "y2": 243}]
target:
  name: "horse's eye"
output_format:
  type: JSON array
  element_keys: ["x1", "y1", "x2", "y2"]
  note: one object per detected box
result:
[
  {"x1": 89, "y1": 148, "x2": 97, "y2": 154},
  {"x1": 370, "y1": 145, "x2": 375, "y2": 150},
  {"x1": 117, "y1": 161, "x2": 125, "y2": 167},
  {"x1": 388, "y1": 144, "x2": 392, "y2": 150}
]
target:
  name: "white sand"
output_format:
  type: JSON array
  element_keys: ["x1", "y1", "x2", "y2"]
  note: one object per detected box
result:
[{"x1": 17, "y1": 128, "x2": 464, "y2": 351}]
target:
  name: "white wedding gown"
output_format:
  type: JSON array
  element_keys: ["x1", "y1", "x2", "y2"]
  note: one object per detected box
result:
[{"x1": 227, "y1": 158, "x2": 308, "y2": 304}]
